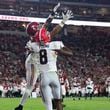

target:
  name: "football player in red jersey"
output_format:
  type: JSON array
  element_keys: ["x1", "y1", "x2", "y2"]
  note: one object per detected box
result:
[
  {"x1": 26, "y1": 6, "x2": 73, "y2": 45},
  {"x1": 26, "y1": 2, "x2": 61, "y2": 44}
]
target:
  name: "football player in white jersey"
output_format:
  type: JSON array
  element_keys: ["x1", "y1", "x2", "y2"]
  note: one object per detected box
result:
[
  {"x1": 14, "y1": 3, "x2": 61, "y2": 110},
  {"x1": 14, "y1": 3, "x2": 73, "y2": 110},
  {"x1": 105, "y1": 77, "x2": 110, "y2": 98},
  {"x1": 26, "y1": 11, "x2": 71, "y2": 110},
  {"x1": 85, "y1": 77, "x2": 94, "y2": 100},
  {"x1": 71, "y1": 77, "x2": 81, "y2": 100},
  {"x1": 39, "y1": 41, "x2": 73, "y2": 110}
]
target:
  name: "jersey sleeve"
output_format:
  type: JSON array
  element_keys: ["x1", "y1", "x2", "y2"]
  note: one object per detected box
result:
[
  {"x1": 26, "y1": 40, "x2": 40, "y2": 53},
  {"x1": 49, "y1": 41, "x2": 64, "y2": 50},
  {"x1": 26, "y1": 40, "x2": 32, "y2": 50}
]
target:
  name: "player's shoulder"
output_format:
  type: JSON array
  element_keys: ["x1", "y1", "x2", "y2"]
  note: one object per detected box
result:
[
  {"x1": 49, "y1": 41, "x2": 64, "y2": 49},
  {"x1": 26, "y1": 40, "x2": 39, "y2": 45},
  {"x1": 50, "y1": 41, "x2": 63, "y2": 45}
]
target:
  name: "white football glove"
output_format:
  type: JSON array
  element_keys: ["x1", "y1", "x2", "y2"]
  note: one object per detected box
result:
[
  {"x1": 62, "y1": 10, "x2": 73, "y2": 23},
  {"x1": 48, "y1": 2, "x2": 60, "y2": 20},
  {"x1": 53, "y1": 2, "x2": 60, "y2": 13}
]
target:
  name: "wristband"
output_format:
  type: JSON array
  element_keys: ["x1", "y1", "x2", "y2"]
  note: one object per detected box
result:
[{"x1": 59, "y1": 21, "x2": 65, "y2": 27}]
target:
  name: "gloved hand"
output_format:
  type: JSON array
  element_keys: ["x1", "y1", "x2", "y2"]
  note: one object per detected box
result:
[
  {"x1": 59, "y1": 10, "x2": 73, "y2": 27},
  {"x1": 53, "y1": 2, "x2": 60, "y2": 13},
  {"x1": 51, "y1": 2, "x2": 60, "y2": 16},
  {"x1": 62, "y1": 10, "x2": 73, "y2": 23},
  {"x1": 45, "y1": 2, "x2": 60, "y2": 26}
]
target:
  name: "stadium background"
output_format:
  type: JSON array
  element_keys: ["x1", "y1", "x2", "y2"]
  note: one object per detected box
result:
[{"x1": 0, "y1": 0, "x2": 110, "y2": 110}]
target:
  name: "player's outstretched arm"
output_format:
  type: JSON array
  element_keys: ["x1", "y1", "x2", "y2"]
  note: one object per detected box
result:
[
  {"x1": 56, "y1": 46, "x2": 73, "y2": 56},
  {"x1": 50, "y1": 10, "x2": 73, "y2": 38},
  {"x1": 43, "y1": 3, "x2": 60, "y2": 28}
]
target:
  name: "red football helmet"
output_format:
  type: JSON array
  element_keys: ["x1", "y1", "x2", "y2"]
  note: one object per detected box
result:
[
  {"x1": 26, "y1": 22, "x2": 39, "y2": 36},
  {"x1": 35, "y1": 27, "x2": 51, "y2": 44}
]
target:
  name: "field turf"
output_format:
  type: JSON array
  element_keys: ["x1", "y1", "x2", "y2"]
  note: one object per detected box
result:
[{"x1": 0, "y1": 97, "x2": 110, "y2": 110}]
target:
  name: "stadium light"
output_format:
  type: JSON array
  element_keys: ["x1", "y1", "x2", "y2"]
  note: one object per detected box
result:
[{"x1": 0, "y1": 15, "x2": 110, "y2": 27}]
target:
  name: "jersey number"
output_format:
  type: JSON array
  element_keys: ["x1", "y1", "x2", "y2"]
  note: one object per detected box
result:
[{"x1": 39, "y1": 49, "x2": 48, "y2": 64}]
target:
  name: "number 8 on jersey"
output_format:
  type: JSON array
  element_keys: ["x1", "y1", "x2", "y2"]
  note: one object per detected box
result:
[{"x1": 39, "y1": 49, "x2": 48, "y2": 64}]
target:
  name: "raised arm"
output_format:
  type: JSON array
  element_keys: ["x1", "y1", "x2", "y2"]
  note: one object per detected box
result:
[
  {"x1": 50, "y1": 10, "x2": 73, "y2": 38},
  {"x1": 42, "y1": 3, "x2": 60, "y2": 28}
]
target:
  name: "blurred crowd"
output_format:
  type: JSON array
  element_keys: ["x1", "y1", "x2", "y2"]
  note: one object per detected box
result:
[
  {"x1": 59, "y1": 26, "x2": 110, "y2": 83},
  {"x1": 0, "y1": 33, "x2": 27, "y2": 83}
]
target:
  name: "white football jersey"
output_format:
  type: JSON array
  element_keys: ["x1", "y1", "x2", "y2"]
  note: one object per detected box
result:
[
  {"x1": 105, "y1": 77, "x2": 110, "y2": 86},
  {"x1": 25, "y1": 41, "x2": 64, "y2": 72},
  {"x1": 86, "y1": 80, "x2": 94, "y2": 89},
  {"x1": 39, "y1": 41, "x2": 64, "y2": 72},
  {"x1": 25, "y1": 41, "x2": 40, "y2": 64}
]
